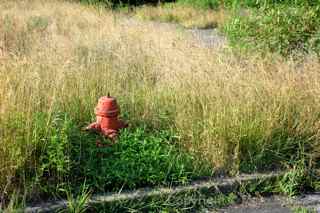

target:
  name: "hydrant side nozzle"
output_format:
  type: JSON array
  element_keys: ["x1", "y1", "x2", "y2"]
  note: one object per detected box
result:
[{"x1": 85, "y1": 122, "x2": 101, "y2": 131}]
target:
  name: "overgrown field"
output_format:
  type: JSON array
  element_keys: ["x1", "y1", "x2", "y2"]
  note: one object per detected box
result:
[
  {"x1": 134, "y1": 0, "x2": 320, "y2": 56},
  {"x1": 1, "y1": 0, "x2": 320, "y2": 210}
]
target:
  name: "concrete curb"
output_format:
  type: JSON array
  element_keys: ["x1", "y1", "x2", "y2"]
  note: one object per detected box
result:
[{"x1": 24, "y1": 172, "x2": 283, "y2": 213}]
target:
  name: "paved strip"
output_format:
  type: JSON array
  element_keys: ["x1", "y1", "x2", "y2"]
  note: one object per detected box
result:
[
  {"x1": 25, "y1": 172, "x2": 282, "y2": 213},
  {"x1": 220, "y1": 194, "x2": 320, "y2": 213}
]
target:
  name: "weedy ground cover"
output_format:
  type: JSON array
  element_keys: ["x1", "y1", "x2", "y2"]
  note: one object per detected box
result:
[
  {"x1": 92, "y1": 191, "x2": 238, "y2": 212},
  {"x1": 1, "y1": 0, "x2": 320, "y2": 210},
  {"x1": 30, "y1": 112, "x2": 206, "y2": 198},
  {"x1": 224, "y1": 4, "x2": 320, "y2": 56},
  {"x1": 293, "y1": 207, "x2": 317, "y2": 213}
]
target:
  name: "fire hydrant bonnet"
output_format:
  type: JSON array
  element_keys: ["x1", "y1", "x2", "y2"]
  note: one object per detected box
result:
[{"x1": 95, "y1": 96, "x2": 120, "y2": 117}]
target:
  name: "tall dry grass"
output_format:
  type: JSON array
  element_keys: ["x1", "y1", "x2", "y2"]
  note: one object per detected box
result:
[
  {"x1": 134, "y1": 3, "x2": 228, "y2": 29},
  {"x1": 0, "y1": 0, "x2": 320, "y2": 199}
]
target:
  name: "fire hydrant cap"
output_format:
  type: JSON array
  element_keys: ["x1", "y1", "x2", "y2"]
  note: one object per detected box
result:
[{"x1": 95, "y1": 96, "x2": 120, "y2": 117}]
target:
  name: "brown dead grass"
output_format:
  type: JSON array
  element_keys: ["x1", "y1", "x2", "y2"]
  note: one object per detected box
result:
[{"x1": 134, "y1": 4, "x2": 229, "y2": 29}]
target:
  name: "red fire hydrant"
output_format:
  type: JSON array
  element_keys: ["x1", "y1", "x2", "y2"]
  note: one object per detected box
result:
[{"x1": 86, "y1": 95, "x2": 127, "y2": 145}]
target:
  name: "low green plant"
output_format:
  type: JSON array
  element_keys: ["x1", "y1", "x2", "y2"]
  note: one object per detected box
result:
[
  {"x1": 177, "y1": 0, "x2": 220, "y2": 9},
  {"x1": 210, "y1": 192, "x2": 238, "y2": 208},
  {"x1": 0, "y1": 190, "x2": 26, "y2": 213},
  {"x1": 293, "y1": 207, "x2": 316, "y2": 213},
  {"x1": 59, "y1": 183, "x2": 92, "y2": 213},
  {"x1": 239, "y1": 177, "x2": 279, "y2": 196},
  {"x1": 40, "y1": 112, "x2": 72, "y2": 181},
  {"x1": 277, "y1": 149, "x2": 317, "y2": 197},
  {"x1": 222, "y1": 0, "x2": 320, "y2": 8},
  {"x1": 278, "y1": 164, "x2": 309, "y2": 197}
]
